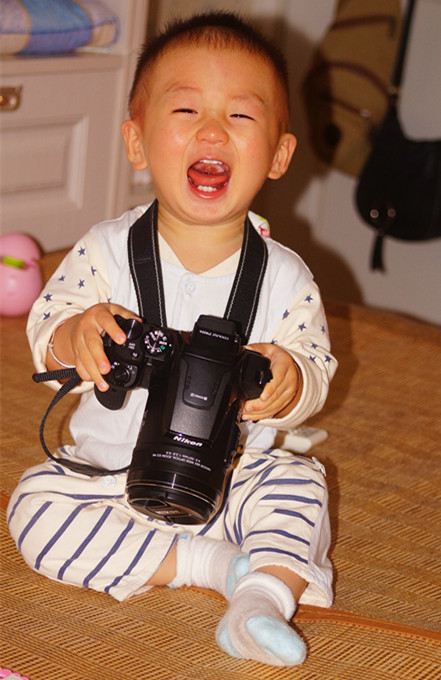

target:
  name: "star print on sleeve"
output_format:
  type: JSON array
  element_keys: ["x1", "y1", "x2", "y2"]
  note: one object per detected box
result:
[
  {"x1": 262, "y1": 279, "x2": 338, "y2": 430},
  {"x1": 27, "y1": 228, "x2": 114, "y2": 382}
]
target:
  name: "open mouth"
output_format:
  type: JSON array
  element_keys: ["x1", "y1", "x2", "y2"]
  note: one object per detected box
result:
[{"x1": 187, "y1": 159, "x2": 231, "y2": 196}]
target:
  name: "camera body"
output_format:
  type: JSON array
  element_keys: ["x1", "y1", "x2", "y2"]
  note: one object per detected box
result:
[{"x1": 95, "y1": 314, "x2": 272, "y2": 524}]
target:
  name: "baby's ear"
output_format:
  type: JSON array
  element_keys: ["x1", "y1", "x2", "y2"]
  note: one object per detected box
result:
[
  {"x1": 121, "y1": 120, "x2": 148, "y2": 170},
  {"x1": 268, "y1": 133, "x2": 297, "y2": 180}
]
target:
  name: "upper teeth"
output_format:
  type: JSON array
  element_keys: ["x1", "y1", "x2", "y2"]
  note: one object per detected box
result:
[{"x1": 199, "y1": 159, "x2": 222, "y2": 164}]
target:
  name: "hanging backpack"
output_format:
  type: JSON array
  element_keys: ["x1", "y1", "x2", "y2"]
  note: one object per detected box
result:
[{"x1": 303, "y1": 0, "x2": 402, "y2": 177}]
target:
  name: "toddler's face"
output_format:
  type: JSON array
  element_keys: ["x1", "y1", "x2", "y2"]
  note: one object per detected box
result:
[{"x1": 123, "y1": 43, "x2": 296, "y2": 229}]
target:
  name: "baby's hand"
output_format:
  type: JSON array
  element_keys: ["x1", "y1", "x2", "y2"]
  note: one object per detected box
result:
[
  {"x1": 49, "y1": 303, "x2": 141, "y2": 391},
  {"x1": 241, "y1": 343, "x2": 302, "y2": 421}
]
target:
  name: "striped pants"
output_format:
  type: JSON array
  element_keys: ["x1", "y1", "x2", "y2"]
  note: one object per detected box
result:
[{"x1": 7, "y1": 448, "x2": 332, "y2": 606}]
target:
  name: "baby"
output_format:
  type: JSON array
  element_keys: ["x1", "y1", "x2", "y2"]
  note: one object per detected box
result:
[{"x1": 8, "y1": 12, "x2": 337, "y2": 667}]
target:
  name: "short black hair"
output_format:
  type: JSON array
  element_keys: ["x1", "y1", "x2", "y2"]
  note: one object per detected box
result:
[{"x1": 129, "y1": 11, "x2": 290, "y2": 125}]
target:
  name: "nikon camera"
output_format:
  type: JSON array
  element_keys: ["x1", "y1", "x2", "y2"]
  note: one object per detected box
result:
[{"x1": 95, "y1": 314, "x2": 272, "y2": 525}]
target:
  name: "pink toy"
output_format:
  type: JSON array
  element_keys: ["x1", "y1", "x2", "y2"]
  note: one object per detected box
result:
[
  {"x1": 0, "y1": 669, "x2": 30, "y2": 679},
  {"x1": 0, "y1": 233, "x2": 42, "y2": 317}
]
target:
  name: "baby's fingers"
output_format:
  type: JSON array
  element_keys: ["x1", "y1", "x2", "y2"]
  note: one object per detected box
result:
[
  {"x1": 71, "y1": 303, "x2": 140, "y2": 390},
  {"x1": 95, "y1": 304, "x2": 140, "y2": 344},
  {"x1": 241, "y1": 380, "x2": 287, "y2": 421}
]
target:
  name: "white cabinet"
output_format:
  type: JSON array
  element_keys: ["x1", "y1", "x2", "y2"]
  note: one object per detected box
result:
[{"x1": 0, "y1": 1, "x2": 151, "y2": 251}]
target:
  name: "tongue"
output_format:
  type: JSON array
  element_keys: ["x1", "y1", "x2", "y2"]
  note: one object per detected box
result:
[{"x1": 188, "y1": 161, "x2": 230, "y2": 189}]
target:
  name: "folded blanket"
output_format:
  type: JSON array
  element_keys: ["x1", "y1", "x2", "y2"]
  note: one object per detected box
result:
[{"x1": 0, "y1": 0, "x2": 119, "y2": 55}]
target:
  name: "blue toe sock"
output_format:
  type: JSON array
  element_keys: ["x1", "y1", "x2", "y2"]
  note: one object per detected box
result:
[
  {"x1": 225, "y1": 553, "x2": 250, "y2": 599},
  {"x1": 246, "y1": 615, "x2": 307, "y2": 665},
  {"x1": 216, "y1": 611, "x2": 306, "y2": 666}
]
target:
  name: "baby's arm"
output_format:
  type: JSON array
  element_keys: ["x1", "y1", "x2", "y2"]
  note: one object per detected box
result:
[
  {"x1": 27, "y1": 231, "x2": 139, "y2": 391},
  {"x1": 242, "y1": 281, "x2": 337, "y2": 424}
]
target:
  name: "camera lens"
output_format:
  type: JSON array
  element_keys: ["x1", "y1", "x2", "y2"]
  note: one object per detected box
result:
[{"x1": 126, "y1": 470, "x2": 219, "y2": 524}]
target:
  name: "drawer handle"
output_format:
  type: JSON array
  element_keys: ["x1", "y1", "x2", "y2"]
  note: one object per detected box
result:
[{"x1": 0, "y1": 86, "x2": 22, "y2": 112}]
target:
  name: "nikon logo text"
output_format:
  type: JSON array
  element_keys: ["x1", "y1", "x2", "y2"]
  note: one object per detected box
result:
[{"x1": 173, "y1": 434, "x2": 203, "y2": 447}]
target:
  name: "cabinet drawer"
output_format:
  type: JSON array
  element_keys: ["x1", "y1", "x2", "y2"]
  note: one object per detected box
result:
[{"x1": 1, "y1": 58, "x2": 125, "y2": 250}]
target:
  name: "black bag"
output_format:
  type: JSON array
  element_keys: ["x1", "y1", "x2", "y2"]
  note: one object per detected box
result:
[{"x1": 355, "y1": 0, "x2": 441, "y2": 270}]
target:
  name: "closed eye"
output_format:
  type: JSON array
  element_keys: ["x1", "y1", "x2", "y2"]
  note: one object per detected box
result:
[
  {"x1": 173, "y1": 108, "x2": 197, "y2": 114},
  {"x1": 230, "y1": 113, "x2": 254, "y2": 120}
]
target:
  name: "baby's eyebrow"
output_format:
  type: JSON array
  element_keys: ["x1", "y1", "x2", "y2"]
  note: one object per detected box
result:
[
  {"x1": 164, "y1": 84, "x2": 267, "y2": 109},
  {"x1": 164, "y1": 84, "x2": 200, "y2": 97},
  {"x1": 231, "y1": 93, "x2": 267, "y2": 110}
]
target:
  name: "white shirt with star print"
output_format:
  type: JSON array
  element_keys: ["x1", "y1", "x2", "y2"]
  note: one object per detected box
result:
[{"x1": 27, "y1": 204, "x2": 337, "y2": 471}]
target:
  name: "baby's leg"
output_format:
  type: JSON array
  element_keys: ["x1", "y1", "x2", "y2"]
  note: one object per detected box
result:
[
  {"x1": 7, "y1": 459, "x2": 247, "y2": 602},
  {"x1": 168, "y1": 534, "x2": 247, "y2": 599},
  {"x1": 7, "y1": 460, "x2": 177, "y2": 601},
  {"x1": 215, "y1": 450, "x2": 332, "y2": 666}
]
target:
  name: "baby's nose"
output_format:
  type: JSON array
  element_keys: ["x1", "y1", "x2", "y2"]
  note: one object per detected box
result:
[{"x1": 196, "y1": 117, "x2": 228, "y2": 144}]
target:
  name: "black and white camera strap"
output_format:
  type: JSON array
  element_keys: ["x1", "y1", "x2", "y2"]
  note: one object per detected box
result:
[
  {"x1": 128, "y1": 199, "x2": 268, "y2": 343},
  {"x1": 33, "y1": 199, "x2": 268, "y2": 475}
]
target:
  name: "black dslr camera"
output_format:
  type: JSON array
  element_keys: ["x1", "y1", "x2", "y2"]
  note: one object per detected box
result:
[{"x1": 95, "y1": 314, "x2": 272, "y2": 525}]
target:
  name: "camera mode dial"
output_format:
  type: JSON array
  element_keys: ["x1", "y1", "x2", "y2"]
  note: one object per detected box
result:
[{"x1": 143, "y1": 328, "x2": 172, "y2": 356}]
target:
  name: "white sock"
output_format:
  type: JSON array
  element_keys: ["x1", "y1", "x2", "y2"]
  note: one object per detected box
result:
[
  {"x1": 215, "y1": 572, "x2": 307, "y2": 666},
  {"x1": 170, "y1": 534, "x2": 246, "y2": 599}
]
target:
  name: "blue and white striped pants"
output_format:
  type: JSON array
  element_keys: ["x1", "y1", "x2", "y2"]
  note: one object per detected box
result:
[{"x1": 7, "y1": 448, "x2": 332, "y2": 606}]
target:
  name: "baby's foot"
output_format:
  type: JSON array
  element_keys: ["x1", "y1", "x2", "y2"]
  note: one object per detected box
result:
[{"x1": 216, "y1": 572, "x2": 306, "y2": 666}]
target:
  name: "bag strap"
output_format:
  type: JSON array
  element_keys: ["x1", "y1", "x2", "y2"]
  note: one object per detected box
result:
[
  {"x1": 128, "y1": 200, "x2": 268, "y2": 343},
  {"x1": 370, "y1": 0, "x2": 417, "y2": 269},
  {"x1": 389, "y1": 0, "x2": 416, "y2": 99}
]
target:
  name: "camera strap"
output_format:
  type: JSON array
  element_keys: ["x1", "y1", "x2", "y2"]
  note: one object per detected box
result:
[
  {"x1": 32, "y1": 199, "x2": 268, "y2": 476},
  {"x1": 128, "y1": 199, "x2": 268, "y2": 343},
  {"x1": 32, "y1": 366, "x2": 132, "y2": 475}
]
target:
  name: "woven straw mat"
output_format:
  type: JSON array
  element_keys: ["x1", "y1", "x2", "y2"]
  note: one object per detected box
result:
[{"x1": 1, "y1": 249, "x2": 440, "y2": 679}]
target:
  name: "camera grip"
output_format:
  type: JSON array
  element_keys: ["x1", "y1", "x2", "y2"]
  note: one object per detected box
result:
[
  {"x1": 94, "y1": 384, "x2": 127, "y2": 410},
  {"x1": 239, "y1": 351, "x2": 272, "y2": 400}
]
